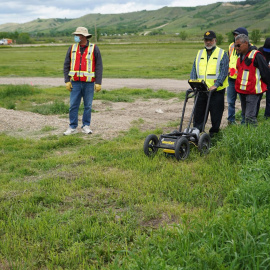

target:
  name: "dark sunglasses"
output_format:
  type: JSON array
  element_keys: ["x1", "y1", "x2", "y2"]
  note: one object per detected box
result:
[{"x1": 235, "y1": 43, "x2": 243, "y2": 48}]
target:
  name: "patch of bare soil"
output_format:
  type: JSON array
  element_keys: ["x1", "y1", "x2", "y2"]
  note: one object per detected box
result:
[
  {"x1": 0, "y1": 98, "x2": 196, "y2": 139},
  {"x1": 0, "y1": 78, "x2": 250, "y2": 140}
]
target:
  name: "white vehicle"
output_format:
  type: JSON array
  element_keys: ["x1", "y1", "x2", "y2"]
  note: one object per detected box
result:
[{"x1": 0, "y1": 39, "x2": 12, "y2": 45}]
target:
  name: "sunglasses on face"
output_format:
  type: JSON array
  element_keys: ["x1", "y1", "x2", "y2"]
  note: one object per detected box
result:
[{"x1": 235, "y1": 43, "x2": 243, "y2": 48}]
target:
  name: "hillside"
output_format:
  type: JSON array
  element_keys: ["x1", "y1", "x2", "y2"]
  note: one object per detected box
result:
[{"x1": 0, "y1": 0, "x2": 269, "y2": 36}]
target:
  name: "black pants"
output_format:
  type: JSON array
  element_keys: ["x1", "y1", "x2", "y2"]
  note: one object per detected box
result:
[
  {"x1": 193, "y1": 89, "x2": 225, "y2": 134},
  {"x1": 256, "y1": 86, "x2": 270, "y2": 118}
]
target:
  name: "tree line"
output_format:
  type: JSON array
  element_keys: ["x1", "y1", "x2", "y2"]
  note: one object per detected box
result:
[
  {"x1": 0, "y1": 31, "x2": 31, "y2": 44},
  {"x1": 0, "y1": 28, "x2": 264, "y2": 44}
]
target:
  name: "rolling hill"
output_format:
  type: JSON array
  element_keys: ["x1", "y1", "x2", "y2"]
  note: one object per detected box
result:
[{"x1": 0, "y1": 0, "x2": 269, "y2": 37}]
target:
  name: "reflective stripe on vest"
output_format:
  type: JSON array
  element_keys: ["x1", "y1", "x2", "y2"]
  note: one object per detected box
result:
[
  {"x1": 228, "y1": 42, "x2": 238, "y2": 79},
  {"x1": 237, "y1": 50, "x2": 264, "y2": 94},
  {"x1": 195, "y1": 47, "x2": 228, "y2": 90},
  {"x1": 70, "y1": 43, "x2": 78, "y2": 73},
  {"x1": 251, "y1": 50, "x2": 263, "y2": 93},
  {"x1": 239, "y1": 50, "x2": 256, "y2": 91},
  {"x1": 68, "y1": 43, "x2": 95, "y2": 82},
  {"x1": 228, "y1": 43, "x2": 234, "y2": 58}
]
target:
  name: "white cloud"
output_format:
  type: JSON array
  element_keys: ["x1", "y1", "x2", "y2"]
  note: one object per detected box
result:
[
  {"x1": 91, "y1": 2, "x2": 164, "y2": 14},
  {"x1": 0, "y1": 0, "x2": 247, "y2": 25},
  {"x1": 25, "y1": 5, "x2": 81, "y2": 20}
]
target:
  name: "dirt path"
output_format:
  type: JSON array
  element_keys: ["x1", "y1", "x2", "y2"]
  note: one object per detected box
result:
[{"x1": 0, "y1": 78, "x2": 245, "y2": 140}]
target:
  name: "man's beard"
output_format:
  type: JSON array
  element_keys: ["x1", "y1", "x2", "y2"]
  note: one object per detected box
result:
[{"x1": 205, "y1": 42, "x2": 216, "y2": 50}]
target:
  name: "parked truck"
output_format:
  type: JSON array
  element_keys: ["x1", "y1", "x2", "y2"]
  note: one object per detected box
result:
[{"x1": 0, "y1": 38, "x2": 12, "y2": 45}]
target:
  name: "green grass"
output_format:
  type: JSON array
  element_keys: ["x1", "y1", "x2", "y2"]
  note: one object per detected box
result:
[
  {"x1": 0, "y1": 42, "x2": 230, "y2": 80},
  {"x1": 0, "y1": 85, "x2": 185, "y2": 114},
  {"x1": 97, "y1": 88, "x2": 185, "y2": 102},
  {"x1": 1, "y1": 118, "x2": 270, "y2": 269},
  {"x1": 1, "y1": 41, "x2": 270, "y2": 269}
]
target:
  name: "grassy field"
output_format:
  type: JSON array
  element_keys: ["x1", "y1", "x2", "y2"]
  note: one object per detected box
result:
[
  {"x1": 1, "y1": 45, "x2": 270, "y2": 269},
  {"x1": 0, "y1": 42, "x2": 233, "y2": 80},
  {"x1": 1, "y1": 104, "x2": 270, "y2": 269}
]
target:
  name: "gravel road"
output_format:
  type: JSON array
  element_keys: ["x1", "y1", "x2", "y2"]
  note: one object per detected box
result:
[{"x1": 0, "y1": 77, "x2": 190, "y2": 92}]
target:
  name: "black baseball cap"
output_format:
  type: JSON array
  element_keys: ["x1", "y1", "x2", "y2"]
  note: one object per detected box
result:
[{"x1": 204, "y1": 30, "x2": 216, "y2": 40}]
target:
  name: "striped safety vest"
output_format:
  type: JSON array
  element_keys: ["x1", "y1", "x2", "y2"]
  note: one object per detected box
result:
[
  {"x1": 68, "y1": 43, "x2": 96, "y2": 82},
  {"x1": 228, "y1": 42, "x2": 238, "y2": 79},
  {"x1": 195, "y1": 47, "x2": 228, "y2": 91},
  {"x1": 235, "y1": 50, "x2": 267, "y2": 95}
]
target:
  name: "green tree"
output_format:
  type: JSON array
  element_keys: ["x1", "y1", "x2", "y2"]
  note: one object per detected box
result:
[
  {"x1": 96, "y1": 29, "x2": 101, "y2": 42},
  {"x1": 17, "y1": 33, "x2": 32, "y2": 44},
  {"x1": 216, "y1": 33, "x2": 224, "y2": 45},
  {"x1": 179, "y1": 31, "x2": 188, "y2": 40},
  {"x1": 226, "y1": 31, "x2": 235, "y2": 44},
  {"x1": 250, "y1": 29, "x2": 261, "y2": 44}
]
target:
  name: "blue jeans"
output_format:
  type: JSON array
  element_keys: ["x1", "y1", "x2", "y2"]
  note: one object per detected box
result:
[
  {"x1": 227, "y1": 77, "x2": 245, "y2": 123},
  {"x1": 227, "y1": 78, "x2": 237, "y2": 122},
  {"x1": 69, "y1": 81, "x2": 94, "y2": 129}
]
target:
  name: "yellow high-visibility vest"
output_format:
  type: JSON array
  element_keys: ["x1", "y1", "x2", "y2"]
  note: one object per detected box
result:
[
  {"x1": 195, "y1": 47, "x2": 228, "y2": 90},
  {"x1": 228, "y1": 42, "x2": 238, "y2": 79}
]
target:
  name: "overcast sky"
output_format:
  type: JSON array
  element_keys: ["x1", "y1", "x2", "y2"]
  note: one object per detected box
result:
[{"x1": 0, "y1": 0, "x2": 246, "y2": 26}]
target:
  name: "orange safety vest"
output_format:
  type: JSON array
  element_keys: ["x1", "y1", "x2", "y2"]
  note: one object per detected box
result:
[
  {"x1": 68, "y1": 43, "x2": 96, "y2": 82},
  {"x1": 235, "y1": 50, "x2": 267, "y2": 95}
]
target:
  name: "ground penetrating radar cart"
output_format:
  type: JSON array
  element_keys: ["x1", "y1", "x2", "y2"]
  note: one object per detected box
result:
[{"x1": 143, "y1": 79, "x2": 213, "y2": 161}]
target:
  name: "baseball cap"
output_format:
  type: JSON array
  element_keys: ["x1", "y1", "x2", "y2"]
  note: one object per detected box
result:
[
  {"x1": 204, "y1": 31, "x2": 216, "y2": 40},
  {"x1": 232, "y1": 27, "x2": 248, "y2": 36}
]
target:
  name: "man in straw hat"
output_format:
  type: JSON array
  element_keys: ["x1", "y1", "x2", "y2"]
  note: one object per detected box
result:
[{"x1": 63, "y1": 26, "x2": 103, "y2": 135}]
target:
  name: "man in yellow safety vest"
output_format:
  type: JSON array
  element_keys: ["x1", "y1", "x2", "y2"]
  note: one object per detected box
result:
[{"x1": 190, "y1": 30, "x2": 229, "y2": 138}]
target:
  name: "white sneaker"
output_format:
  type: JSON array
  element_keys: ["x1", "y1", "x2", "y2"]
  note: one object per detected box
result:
[
  {"x1": 82, "y1": 126, "x2": 93, "y2": 134},
  {"x1": 63, "y1": 127, "x2": 78, "y2": 135}
]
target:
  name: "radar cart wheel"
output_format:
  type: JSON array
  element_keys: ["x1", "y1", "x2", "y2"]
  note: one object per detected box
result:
[
  {"x1": 175, "y1": 137, "x2": 190, "y2": 161},
  {"x1": 143, "y1": 134, "x2": 159, "y2": 157},
  {"x1": 198, "y1": 133, "x2": 211, "y2": 155}
]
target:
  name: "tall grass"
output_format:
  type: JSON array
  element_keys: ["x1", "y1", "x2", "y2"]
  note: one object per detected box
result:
[
  {"x1": 1, "y1": 118, "x2": 270, "y2": 269},
  {"x1": 0, "y1": 84, "x2": 35, "y2": 98},
  {"x1": 31, "y1": 101, "x2": 70, "y2": 115},
  {"x1": 0, "y1": 85, "x2": 185, "y2": 113}
]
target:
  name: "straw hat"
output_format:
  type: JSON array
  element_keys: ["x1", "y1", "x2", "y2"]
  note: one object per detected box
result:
[{"x1": 72, "y1": 27, "x2": 92, "y2": 38}]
